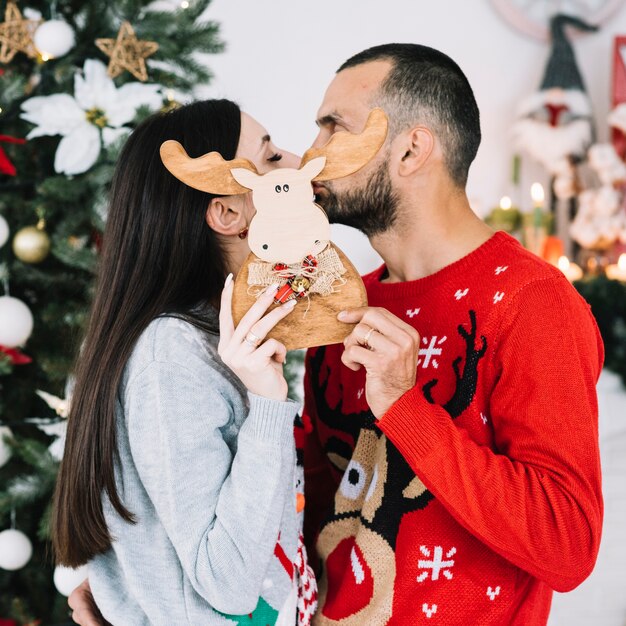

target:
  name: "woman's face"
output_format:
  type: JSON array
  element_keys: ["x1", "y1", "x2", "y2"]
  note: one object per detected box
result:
[
  {"x1": 236, "y1": 112, "x2": 300, "y2": 173},
  {"x1": 221, "y1": 113, "x2": 299, "y2": 241}
]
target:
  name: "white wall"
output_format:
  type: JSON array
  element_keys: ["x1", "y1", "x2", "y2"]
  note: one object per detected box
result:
[{"x1": 196, "y1": 0, "x2": 626, "y2": 273}]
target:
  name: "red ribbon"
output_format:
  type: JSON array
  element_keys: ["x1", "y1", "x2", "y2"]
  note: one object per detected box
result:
[
  {"x1": 0, "y1": 135, "x2": 26, "y2": 176},
  {"x1": 0, "y1": 345, "x2": 32, "y2": 365}
]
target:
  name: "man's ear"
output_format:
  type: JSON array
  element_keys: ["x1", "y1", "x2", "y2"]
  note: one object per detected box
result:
[
  {"x1": 205, "y1": 197, "x2": 246, "y2": 235},
  {"x1": 396, "y1": 126, "x2": 435, "y2": 177}
]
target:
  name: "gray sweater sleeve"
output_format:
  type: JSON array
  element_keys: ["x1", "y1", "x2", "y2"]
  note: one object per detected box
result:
[{"x1": 124, "y1": 357, "x2": 298, "y2": 615}]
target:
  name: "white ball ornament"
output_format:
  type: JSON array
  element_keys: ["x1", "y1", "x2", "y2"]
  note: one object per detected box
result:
[
  {"x1": 0, "y1": 215, "x2": 9, "y2": 248},
  {"x1": 34, "y1": 20, "x2": 75, "y2": 59},
  {"x1": 0, "y1": 426, "x2": 13, "y2": 468},
  {"x1": 0, "y1": 529, "x2": 33, "y2": 570},
  {"x1": 53, "y1": 564, "x2": 89, "y2": 596},
  {"x1": 0, "y1": 296, "x2": 34, "y2": 348}
]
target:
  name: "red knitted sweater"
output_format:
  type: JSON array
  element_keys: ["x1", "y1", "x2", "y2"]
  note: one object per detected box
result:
[{"x1": 302, "y1": 232, "x2": 604, "y2": 625}]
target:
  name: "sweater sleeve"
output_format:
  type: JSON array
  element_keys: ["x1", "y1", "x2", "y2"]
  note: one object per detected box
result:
[
  {"x1": 377, "y1": 276, "x2": 604, "y2": 592},
  {"x1": 302, "y1": 348, "x2": 338, "y2": 570},
  {"x1": 125, "y1": 359, "x2": 298, "y2": 614}
]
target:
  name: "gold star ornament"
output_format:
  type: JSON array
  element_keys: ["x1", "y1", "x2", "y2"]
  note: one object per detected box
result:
[
  {"x1": 0, "y1": 1, "x2": 39, "y2": 64},
  {"x1": 95, "y1": 21, "x2": 158, "y2": 82}
]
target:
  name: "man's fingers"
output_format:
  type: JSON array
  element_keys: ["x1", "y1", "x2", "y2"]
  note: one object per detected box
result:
[
  {"x1": 344, "y1": 323, "x2": 396, "y2": 354},
  {"x1": 342, "y1": 344, "x2": 378, "y2": 371},
  {"x1": 337, "y1": 307, "x2": 368, "y2": 324},
  {"x1": 340, "y1": 307, "x2": 419, "y2": 347}
]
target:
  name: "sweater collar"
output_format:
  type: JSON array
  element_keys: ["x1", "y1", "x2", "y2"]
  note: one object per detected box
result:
[{"x1": 365, "y1": 231, "x2": 516, "y2": 300}]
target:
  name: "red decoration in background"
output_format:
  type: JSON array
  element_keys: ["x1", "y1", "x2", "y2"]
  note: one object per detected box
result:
[
  {"x1": 91, "y1": 229, "x2": 103, "y2": 253},
  {"x1": 0, "y1": 345, "x2": 32, "y2": 365},
  {"x1": 0, "y1": 619, "x2": 18, "y2": 626},
  {"x1": 612, "y1": 36, "x2": 626, "y2": 159},
  {"x1": 0, "y1": 135, "x2": 26, "y2": 176},
  {"x1": 545, "y1": 103, "x2": 568, "y2": 127}
]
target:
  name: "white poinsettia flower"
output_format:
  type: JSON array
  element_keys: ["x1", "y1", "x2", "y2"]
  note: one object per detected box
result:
[{"x1": 21, "y1": 59, "x2": 163, "y2": 175}]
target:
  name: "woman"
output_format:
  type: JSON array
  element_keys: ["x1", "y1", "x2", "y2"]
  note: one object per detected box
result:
[{"x1": 53, "y1": 99, "x2": 316, "y2": 625}]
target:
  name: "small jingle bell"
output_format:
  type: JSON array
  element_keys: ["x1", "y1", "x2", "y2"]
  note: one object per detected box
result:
[{"x1": 291, "y1": 276, "x2": 311, "y2": 298}]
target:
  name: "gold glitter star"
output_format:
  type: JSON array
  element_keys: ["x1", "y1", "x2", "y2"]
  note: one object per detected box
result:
[
  {"x1": 0, "y1": 1, "x2": 39, "y2": 64},
  {"x1": 95, "y1": 21, "x2": 158, "y2": 82}
]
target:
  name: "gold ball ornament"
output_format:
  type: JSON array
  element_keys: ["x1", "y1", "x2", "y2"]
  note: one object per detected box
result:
[{"x1": 13, "y1": 222, "x2": 51, "y2": 264}]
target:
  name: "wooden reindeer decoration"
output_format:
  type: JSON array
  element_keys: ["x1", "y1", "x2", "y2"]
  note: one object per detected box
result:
[{"x1": 160, "y1": 108, "x2": 388, "y2": 350}]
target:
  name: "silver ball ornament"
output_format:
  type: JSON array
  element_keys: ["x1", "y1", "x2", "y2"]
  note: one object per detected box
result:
[
  {"x1": 0, "y1": 426, "x2": 13, "y2": 468},
  {"x1": 0, "y1": 529, "x2": 33, "y2": 570},
  {"x1": 0, "y1": 296, "x2": 34, "y2": 348},
  {"x1": 0, "y1": 215, "x2": 9, "y2": 248},
  {"x1": 34, "y1": 20, "x2": 75, "y2": 59}
]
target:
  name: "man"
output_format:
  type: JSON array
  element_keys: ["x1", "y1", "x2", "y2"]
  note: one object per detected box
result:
[
  {"x1": 301, "y1": 44, "x2": 603, "y2": 625},
  {"x1": 70, "y1": 44, "x2": 603, "y2": 625}
]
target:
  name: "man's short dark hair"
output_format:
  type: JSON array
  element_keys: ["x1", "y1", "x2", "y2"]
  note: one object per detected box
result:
[{"x1": 338, "y1": 44, "x2": 481, "y2": 187}]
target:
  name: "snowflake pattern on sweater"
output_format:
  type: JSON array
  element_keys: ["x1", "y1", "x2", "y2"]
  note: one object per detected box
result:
[{"x1": 302, "y1": 232, "x2": 604, "y2": 626}]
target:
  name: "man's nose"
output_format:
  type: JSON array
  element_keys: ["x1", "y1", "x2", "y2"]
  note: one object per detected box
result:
[{"x1": 309, "y1": 130, "x2": 327, "y2": 150}]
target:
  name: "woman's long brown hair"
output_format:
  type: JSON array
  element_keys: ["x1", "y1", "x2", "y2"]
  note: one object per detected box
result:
[{"x1": 52, "y1": 99, "x2": 241, "y2": 567}]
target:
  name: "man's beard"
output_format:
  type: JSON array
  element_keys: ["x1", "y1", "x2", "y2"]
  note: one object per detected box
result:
[{"x1": 317, "y1": 160, "x2": 399, "y2": 238}]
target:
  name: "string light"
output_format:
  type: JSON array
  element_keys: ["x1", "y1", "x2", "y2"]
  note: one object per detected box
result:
[{"x1": 180, "y1": 1, "x2": 189, "y2": 8}]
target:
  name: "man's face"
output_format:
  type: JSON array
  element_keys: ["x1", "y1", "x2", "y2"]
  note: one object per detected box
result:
[{"x1": 312, "y1": 60, "x2": 400, "y2": 237}]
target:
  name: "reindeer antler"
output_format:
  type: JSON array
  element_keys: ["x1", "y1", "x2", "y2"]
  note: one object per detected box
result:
[
  {"x1": 159, "y1": 140, "x2": 258, "y2": 195},
  {"x1": 301, "y1": 108, "x2": 388, "y2": 182}
]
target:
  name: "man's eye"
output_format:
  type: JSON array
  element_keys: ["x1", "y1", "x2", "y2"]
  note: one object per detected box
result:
[{"x1": 267, "y1": 153, "x2": 282, "y2": 163}]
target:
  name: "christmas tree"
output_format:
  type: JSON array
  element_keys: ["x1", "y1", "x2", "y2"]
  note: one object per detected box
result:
[{"x1": 0, "y1": 1, "x2": 223, "y2": 622}]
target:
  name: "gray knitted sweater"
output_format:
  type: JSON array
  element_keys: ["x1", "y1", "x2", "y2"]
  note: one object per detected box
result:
[{"x1": 89, "y1": 312, "x2": 302, "y2": 625}]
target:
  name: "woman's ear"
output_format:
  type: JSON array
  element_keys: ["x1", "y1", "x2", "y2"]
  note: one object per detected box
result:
[
  {"x1": 395, "y1": 126, "x2": 435, "y2": 177},
  {"x1": 205, "y1": 196, "x2": 247, "y2": 235}
]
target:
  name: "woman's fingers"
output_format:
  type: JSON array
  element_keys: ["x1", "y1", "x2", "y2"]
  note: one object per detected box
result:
[
  {"x1": 252, "y1": 337, "x2": 287, "y2": 364},
  {"x1": 218, "y1": 274, "x2": 235, "y2": 350},
  {"x1": 231, "y1": 283, "x2": 280, "y2": 344},
  {"x1": 246, "y1": 299, "x2": 296, "y2": 345}
]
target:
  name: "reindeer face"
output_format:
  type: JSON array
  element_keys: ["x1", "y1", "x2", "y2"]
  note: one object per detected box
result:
[{"x1": 231, "y1": 157, "x2": 330, "y2": 263}]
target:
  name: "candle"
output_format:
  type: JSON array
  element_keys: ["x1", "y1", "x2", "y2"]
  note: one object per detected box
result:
[
  {"x1": 531, "y1": 183, "x2": 545, "y2": 209},
  {"x1": 486, "y1": 196, "x2": 521, "y2": 233},
  {"x1": 557, "y1": 256, "x2": 583, "y2": 282},
  {"x1": 524, "y1": 183, "x2": 550, "y2": 256},
  {"x1": 606, "y1": 253, "x2": 626, "y2": 281}
]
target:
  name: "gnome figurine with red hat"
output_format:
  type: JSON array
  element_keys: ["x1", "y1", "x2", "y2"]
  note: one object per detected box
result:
[{"x1": 513, "y1": 13, "x2": 599, "y2": 195}]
